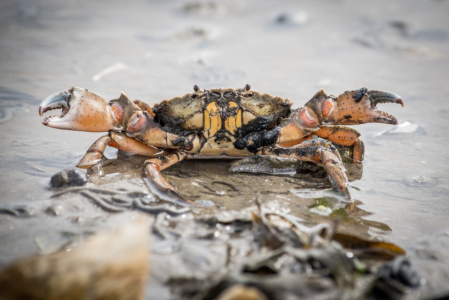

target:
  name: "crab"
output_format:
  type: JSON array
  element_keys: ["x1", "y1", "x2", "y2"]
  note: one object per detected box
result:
[{"x1": 39, "y1": 85, "x2": 403, "y2": 206}]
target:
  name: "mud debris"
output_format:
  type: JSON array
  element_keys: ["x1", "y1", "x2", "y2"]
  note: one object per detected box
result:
[{"x1": 50, "y1": 168, "x2": 88, "y2": 189}]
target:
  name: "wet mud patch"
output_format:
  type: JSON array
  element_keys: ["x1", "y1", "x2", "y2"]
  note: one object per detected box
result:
[
  {"x1": 352, "y1": 19, "x2": 447, "y2": 58},
  {"x1": 68, "y1": 151, "x2": 383, "y2": 241},
  {"x1": 0, "y1": 86, "x2": 41, "y2": 124}
]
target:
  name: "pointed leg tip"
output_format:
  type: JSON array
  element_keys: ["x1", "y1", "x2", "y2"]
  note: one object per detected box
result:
[{"x1": 397, "y1": 98, "x2": 404, "y2": 107}]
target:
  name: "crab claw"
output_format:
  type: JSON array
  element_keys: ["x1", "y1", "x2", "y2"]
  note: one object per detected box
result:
[
  {"x1": 306, "y1": 88, "x2": 404, "y2": 126},
  {"x1": 39, "y1": 86, "x2": 124, "y2": 132}
]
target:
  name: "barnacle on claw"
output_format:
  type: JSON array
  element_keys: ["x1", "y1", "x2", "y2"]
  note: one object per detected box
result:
[{"x1": 39, "y1": 85, "x2": 403, "y2": 205}]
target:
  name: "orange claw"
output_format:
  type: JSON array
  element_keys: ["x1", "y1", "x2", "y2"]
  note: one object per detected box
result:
[
  {"x1": 305, "y1": 88, "x2": 404, "y2": 126},
  {"x1": 39, "y1": 87, "x2": 143, "y2": 132}
]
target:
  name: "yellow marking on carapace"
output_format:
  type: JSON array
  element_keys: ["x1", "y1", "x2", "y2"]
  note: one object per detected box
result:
[
  {"x1": 204, "y1": 109, "x2": 211, "y2": 132},
  {"x1": 205, "y1": 102, "x2": 221, "y2": 138},
  {"x1": 198, "y1": 140, "x2": 252, "y2": 157},
  {"x1": 242, "y1": 111, "x2": 257, "y2": 125},
  {"x1": 236, "y1": 109, "x2": 242, "y2": 128},
  {"x1": 224, "y1": 102, "x2": 239, "y2": 134}
]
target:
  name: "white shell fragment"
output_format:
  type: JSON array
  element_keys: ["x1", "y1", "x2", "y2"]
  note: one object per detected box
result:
[{"x1": 375, "y1": 121, "x2": 419, "y2": 136}]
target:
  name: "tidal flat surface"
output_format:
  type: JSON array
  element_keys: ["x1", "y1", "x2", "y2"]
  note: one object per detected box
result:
[{"x1": 1, "y1": 0, "x2": 449, "y2": 299}]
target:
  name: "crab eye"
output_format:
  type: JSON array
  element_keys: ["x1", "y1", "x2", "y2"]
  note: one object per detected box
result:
[{"x1": 127, "y1": 112, "x2": 147, "y2": 133}]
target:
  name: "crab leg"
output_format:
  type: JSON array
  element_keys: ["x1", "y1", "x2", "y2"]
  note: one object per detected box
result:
[
  {"x1": 276, "y1": 136, "x2": 334, "y2": 149},
  {"x1": 77, "y1": 135, "x2": 111, "y2": 169},
  {"x1": 313, "y1": 126, "x2": 363, "y2": 163},
  {"x1": 77, "y1": 132, "x2": 167, "y2": 169},
  {"x1": 275, "y1": 137, "x2": 342, "y2": 161},
  {"x1": 144, "y1": 152, "x2": 198, "y2": 206},
  {"x1": 133, "y1": 99, "x2": 155, "y2": 118},
  {"x1": 260, "y1": 146, "x2": 351, "y2": 200},
  {"x1": 125, "y1": 110, "x2": 202, "y2": 152}
]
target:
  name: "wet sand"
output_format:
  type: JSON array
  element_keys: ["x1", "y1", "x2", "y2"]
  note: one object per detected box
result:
[{"x1": 1, "y1": 0, "x2": 449, "y2": 299}]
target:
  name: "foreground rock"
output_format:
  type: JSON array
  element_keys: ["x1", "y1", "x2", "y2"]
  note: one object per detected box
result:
[{"x1": 0, "y1": 218, "x2": 150, "y2": 300}]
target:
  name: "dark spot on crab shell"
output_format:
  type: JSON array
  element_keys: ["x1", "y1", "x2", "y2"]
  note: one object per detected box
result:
[
  {"x1": 214, "y1": 130, "x2": 232, "y2": 144},
  {"x1": 344, "y1": 115, "x2": 352, "y2": 119},
  {"x1": 157, "y1": 155, "x2": 169, "y2": 164},
  {"x1": 353, "y1": 87, "x2": 368, "y2": 102},
  {"x1": 233, "y1": 109, "x2": 292, "y2": 152},
  {"x1": 235, "y1": 126, "x2": 280, "y2": 153},
  {"x1": 171, "y1": 137, "x2": 187, "y2": 147}
]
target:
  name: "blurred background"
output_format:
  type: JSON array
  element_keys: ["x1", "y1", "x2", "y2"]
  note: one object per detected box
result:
[{"x1": 1, "y1": 0, "x2": 449, "y2": 298}]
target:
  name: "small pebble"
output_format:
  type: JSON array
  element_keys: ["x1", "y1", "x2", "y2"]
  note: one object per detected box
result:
[{"x1": 50, "y1": 168, "x2": 88, "y2": 189}]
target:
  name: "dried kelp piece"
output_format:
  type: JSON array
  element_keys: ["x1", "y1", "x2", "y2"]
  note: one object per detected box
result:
[
  {"x1": 51, "y1": 186, "x2": 118, "y2": 198},
  {"x1": 51, "y1": 185, "x2": 191, "y2": 216},
  {"x1": 374, "y1": 256, "x2": 421, "y2": 298},
  {"x1": 146, "y1": 201, "x2": 420, "y2": 300},
  {"x1": 332, "y1": 232, "x2": 406, "y2": 259},
  {"x1": 80, "y1": 190, "x2": 129, "y2": 213},
  {"x1": 199, "y1": 272, "x2": 339, "y2": 300},
  {"x1": 198, "y1": 209, "x2": 253, "y2": 224},
  {"x1": 134, "y1": 200, "x2": 190, "y2": 215},
  {"x1": 286, "y1": 245, "x2": 356, "y2": 287},
  {"x1": 152, "y1": 240, "x2": 228, "y2": 283},
  {"x1": 152, "y1": 212, "x2": 177, "y2": 240},
  {"x1": 0, "y1": 205, "x2": 35, "y2": 217},
  {"x1": 201, "y1": 244, "x2": 371, "y2": 300},
  {"x1": 252, "y1": 201, "x2": 335, "y2": 249},
  {"x1": 240, "y1": 248, "x2": 290, "y2": 275}
]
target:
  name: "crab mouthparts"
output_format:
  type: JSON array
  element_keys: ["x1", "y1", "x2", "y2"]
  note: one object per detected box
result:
[{"x1": 39, "y1": 89, "x2": 72, "y2": 124}]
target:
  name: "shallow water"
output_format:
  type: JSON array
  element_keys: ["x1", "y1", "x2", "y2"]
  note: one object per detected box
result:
[{"x1": 1, "y1": 0, "x2": 449, "y2": 298}]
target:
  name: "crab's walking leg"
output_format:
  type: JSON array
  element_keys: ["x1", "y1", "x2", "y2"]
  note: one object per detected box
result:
[
  {"x1": 352, "y1": 140, "x2": 364, "y2": 163},
  {"x1": 144, "y1": 153, "x2": 198, "y2": 206},
  {"x1": 314, "y1": 126, "x2": 364, "y2": 163},
  {"x1": 133, "y1": 100, "x2": 155, "y2": 118},
  {"x1": 276, "y1": 137, "x2": 342, "y2": 162},
  {"x1": 77, "y1": 132, "x2": 167, "y2": 169},
  {"x1": 260, "y1": 146, "x2": 351, "y2": 201}
]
